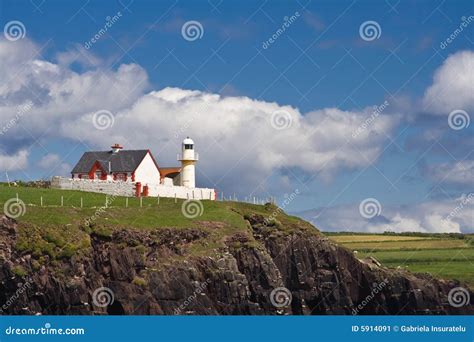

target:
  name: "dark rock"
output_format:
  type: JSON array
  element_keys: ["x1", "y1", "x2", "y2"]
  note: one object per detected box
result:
[{"x1": 0, "y1": 214, "x2": 472, "y2": 315}]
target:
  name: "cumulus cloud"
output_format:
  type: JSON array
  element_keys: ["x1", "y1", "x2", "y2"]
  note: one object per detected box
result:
[
  {"x1": 426, "y1": 160, "x2": 474, "y2": 186},
  {"x1": 37, "y1": 154, "x2": 71, "y2": 177},
  {"x1": 298, "y1": 194, "x2": 474, "y2": 234},
  {"x1": 0, "y1": 37, "x2": 399, "y2": 193},
  {"x1": 0, "y1": 150, "x2": 28, "y2": 171},
  {"x1": 422, "y1": 50, "x2": 474, "y2": 114}
]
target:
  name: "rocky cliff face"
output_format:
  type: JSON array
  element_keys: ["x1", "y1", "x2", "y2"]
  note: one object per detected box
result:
[{"x1": 0, "y1": 214, "x2": 472, "y2": 315}]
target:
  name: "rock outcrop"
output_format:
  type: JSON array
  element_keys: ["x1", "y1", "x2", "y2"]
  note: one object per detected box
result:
[{"x1": 0, "y1": 214, "x2": 472, "y2": 315}]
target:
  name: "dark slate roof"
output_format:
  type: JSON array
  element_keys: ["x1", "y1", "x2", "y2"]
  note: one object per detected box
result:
[{"x1": 71, "y1": 150, "x2": 150, "y2": 174}]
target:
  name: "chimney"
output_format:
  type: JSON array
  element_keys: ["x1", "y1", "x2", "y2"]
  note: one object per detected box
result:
[{"x1": 111, "y1": 143, "x2": 123, "y2": 153}]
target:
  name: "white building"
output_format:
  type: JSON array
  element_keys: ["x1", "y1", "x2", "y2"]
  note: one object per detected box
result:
[{"x1": 58, "y1": 139, "x2": 216, "y2": 200}]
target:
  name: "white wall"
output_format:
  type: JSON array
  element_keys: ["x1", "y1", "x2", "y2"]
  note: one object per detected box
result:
[
  {"x1": 147, "y1": 183, "x2": 215, "y2": 200},
  {"x1": 51, "y1": 177, "x2": 135, "y2": 197},
  {"x1": 134, "y1": 152, "x2": 160, "y2": 185},
  {"x1": 51, "y1": 177, "x2": 216, "y2": 200}
]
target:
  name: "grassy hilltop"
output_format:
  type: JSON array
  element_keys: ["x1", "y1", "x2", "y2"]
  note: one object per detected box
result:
[
  {"x1": 0, "y1": 183, "x2": 308, "y2": 261},
  {"x1": 1, "y1": 183, "x2": 473, "y2": 286}
]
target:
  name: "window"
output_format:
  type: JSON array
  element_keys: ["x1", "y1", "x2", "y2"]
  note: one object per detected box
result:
[
  {"x1": 184, "y1": 144, "x2": 193, "y2": 150},
  {"x1": 116, "y1": 173, "x2": 126, "y2": 181}
]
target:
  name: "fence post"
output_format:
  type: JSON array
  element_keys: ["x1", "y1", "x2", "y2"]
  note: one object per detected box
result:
[
  {"x1": 40, "y1": 196, "x2": 43, "y2": 207},
  {"x1": 61, "y1": 196, "x2": 63, "y2": 207},
  {"x1": 80, "y1": 197, "x2": 83, "y2": 208},
  {"x1": 105, "y1": 196, "x2": 108, "y2": 208},
  {"x1": 16, "y1": 193, "x2": 19, "y2": 203},
  {"x1": 157, "y1": 195, "x2": 160, "y2": 205},
  {"x1": 140, "y1": 197, "x2": 143, "y2": 207},
  {"x1": 126, "y1": 197, "x2": 128, "y2": 208},
  {"x1": 174, "y1": 193, "x2": 177, "y2": 203}
]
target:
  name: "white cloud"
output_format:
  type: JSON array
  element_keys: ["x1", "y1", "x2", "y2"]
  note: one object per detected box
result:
[
  {"x1": 426, "y1": 160, "x2": 474, "y2": 186},
  {"x1": 0, "y1": 38, "x2": 400, "y2": 193},
  {"x1": 422, "y1": 50, "x2": 474, "y2": 114},
  {"x1": 0, "y1": 150, "x2": 28, "y2": 171},
  {"x1": 298, "y1": 194, "x2": 473, "y2": 234},
  {"x1": 37, "y1": 154, "x2": 71, "y2": 177},
  {"x1": 38, "y1": 153, "x2": 60, "y2": 169}
]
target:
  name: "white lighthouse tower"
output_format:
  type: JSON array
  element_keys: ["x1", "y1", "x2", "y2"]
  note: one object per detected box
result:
[{"x1": 178, "y1": 137, "x2": 198, "y2": 188}]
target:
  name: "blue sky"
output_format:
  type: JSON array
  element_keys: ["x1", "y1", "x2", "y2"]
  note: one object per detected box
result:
[{"x1": 0, "y1": 0, "x2": 473, "y2": 233}]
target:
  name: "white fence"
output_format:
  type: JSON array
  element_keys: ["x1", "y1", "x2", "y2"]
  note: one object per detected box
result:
[{"x1": 51, "y1": 177, "x2": 216, "y2": 200}]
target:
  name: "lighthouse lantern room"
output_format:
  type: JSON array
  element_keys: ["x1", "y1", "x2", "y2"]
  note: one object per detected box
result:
[{"x1": 178, "y1": 137, "x2": 199, "y2": 188}]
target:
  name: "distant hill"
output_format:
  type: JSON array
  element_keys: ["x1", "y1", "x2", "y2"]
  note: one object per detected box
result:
[{"x1": 0, "y1": 184, "x2": 472, "y2": 315}]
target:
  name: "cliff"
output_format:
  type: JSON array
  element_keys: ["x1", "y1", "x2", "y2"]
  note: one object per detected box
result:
[{"x1": 0, "y1": 203, "x2": 472, "y2": 315}]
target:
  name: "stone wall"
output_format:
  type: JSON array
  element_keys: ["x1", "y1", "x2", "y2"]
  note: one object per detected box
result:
[{"x1": 51, "y1": 177, "x2": 216, "y2": 200}]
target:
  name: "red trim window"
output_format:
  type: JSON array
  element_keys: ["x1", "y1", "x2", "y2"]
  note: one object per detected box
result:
[{"x1": 115, "y1": 173, "x2": 127, "y2": 181}]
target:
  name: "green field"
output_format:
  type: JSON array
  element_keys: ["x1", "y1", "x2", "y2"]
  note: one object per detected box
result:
[
  {"x1": 0, "y1": 184, "x2": 310, "y2": 260},
  {"x1": 328, "y1": 233, "x2": 474, "y2": 287}
]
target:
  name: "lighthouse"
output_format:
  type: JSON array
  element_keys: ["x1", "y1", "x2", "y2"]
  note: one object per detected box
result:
[{"x1": 178, "y1": 137, "x2": 198, "y2": 188}]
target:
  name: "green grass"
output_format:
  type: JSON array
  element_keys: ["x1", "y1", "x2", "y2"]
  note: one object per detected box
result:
[
  {"x1": 0, "y1": 185, "x2": 314, "y2": 263},
  {"x1": 329, "y1": 233, "x2": 474, "y2": 287}
]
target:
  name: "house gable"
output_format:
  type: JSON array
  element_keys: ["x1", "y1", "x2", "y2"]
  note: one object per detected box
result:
[{"x1": 133, "y1": 151, "x2": 161, "y2": 185}]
